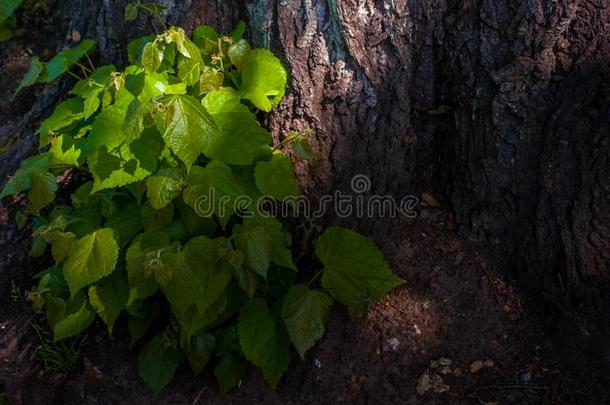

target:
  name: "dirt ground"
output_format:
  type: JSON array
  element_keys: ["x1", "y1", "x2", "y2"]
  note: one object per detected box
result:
[
  {"x1": 0, "y1": 203, "x2": 581, "y2": 404},
  {"x1": 0, "y1": 6, "x2": 601, "y2": 405}
]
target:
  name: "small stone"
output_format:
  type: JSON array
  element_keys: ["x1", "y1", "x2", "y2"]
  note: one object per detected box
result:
[
  {"x1": 470, "y1": 360, "x2": 484, "y2": 373},
  {"x1": 386, "y1": 338, "x2": 400, "y2": 352}
]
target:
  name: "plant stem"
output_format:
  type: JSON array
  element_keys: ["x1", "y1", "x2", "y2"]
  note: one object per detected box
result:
[{"x1": 306, "y1": 269, "x2": 323, "y2": 287}]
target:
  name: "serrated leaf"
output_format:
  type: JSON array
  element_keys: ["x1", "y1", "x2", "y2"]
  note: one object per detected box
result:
[
  {"x1": 63, "y1": 228, "x2": 119, "y2": 296},
  {"x1": 239, "y1": 49, "x2": 287, "y2": 112},
  {"x1": 142, "y1": 41, "x2": 164, "y2": 73},
  {"x1": 316, "y1": 226, "x2": 405, "y2": 316},
  {"x1": 88, "y1": 270, "x2": 129, "y2": 334},
  {"x1": 141, "y1": 200, "x2": 174, "y2": 231},
  {"x1": 128, "y1": 302, "x2": 159, "y2": 347},
  {"x1": 292, "y1": 136, "x2": 313, "y2": 160},
  {"x1": 281, "y1": 284, "x2": 332, "y2": 358},
  {"x1": 127, "y1": 36, "x2": 153, "y2": 65},
  {"x1": 215, "y1": 354, "x2": 248, "y2": 394},
  {"x1": 50, "y1": 291, "x2": 95, "y2": 342},
  {"x1": 186, "y1": 332, "x2": 215, "y2": 375},
  {"x1": 160, "y1": 236, "x2": 233, "y2": 316},
  {"x1": 124, "y1": 3, "x2": 138, "y2": 21},
  {"x1": 177, "y1": 56, "x2": 202, "y2": 86},
  {"x1": 202, "y1": 89, "x2": 271, "y2": 165},
  {"x1": 83, "y1": 91, "x2": 101, "y2": 119},
  {"x1": 228, "y1": 39, "x2": 250, "y2": 69},
  {"x1": 87, "y1": 108, "x2": 154, "y2": 191},
  {"x1": 199, "y1": 66, "x2": 223, "y2": 94},
  {"x1": 156, "y1": 94, "x2": 217, "y2": 169},
  {"x1": 254, "y1": 152, "x2": 299, "y2": 200},
  {"x1": 146, "y1": 168, "x2": 185, "y2": 209},
  {"x1": 28, "y1": 170, "x2": 57, "y2": 213},
  {"x1": 192, "y1": 25, "x2": 218, "y2": 54},
  {"x1": 1, "y1": 154, "x2": 51, "y2": 199},
  {"x1": 13, "y1": 55, "x2": 43, "y2": 98},
  {"x1": 138, "y1": 333, "x2": 180, "y2": 395},
  {"x1": 233, "y1": 216, "x2": 296, "y2": 278},
  {"x1": 49, "y1": 135, "x2": 81, "y2": 167},
  {"x1": 105, "y1": 200, "x2": 143, "y2": 248},
  {"x1": 126, "y1": 231, "x2": 168, "y2": 305},
  {"x1": 38, "y1": 98, "x2": 84, "y2": 145},
  {"x1": 38, "y1": 39, "x2": 96, "y2": 83},
  {"x1": 182, "y1": 161, "x2": 244, "y2": 227},
  {"x1": 50, "y1": 231, "x2": 75, "y2": 263},
  {"x1": 238, "y1": 298, "x2": 290, "y2": 388},
  {"x1": 129, "y1": 128, "x2": 163, "y2": 172},
  {"x1": 0, "y1": 0, "x2": 22, "y2": 25}
]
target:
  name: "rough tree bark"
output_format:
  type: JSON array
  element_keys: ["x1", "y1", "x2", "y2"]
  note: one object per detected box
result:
[{"x1": 1, "y1": 0, "x2": 608, "y2": 390}]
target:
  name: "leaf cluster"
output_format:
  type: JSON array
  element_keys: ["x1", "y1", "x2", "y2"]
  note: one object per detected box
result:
[{"x1": 3, "y1": 22, "x2": 405, "y2": 394}]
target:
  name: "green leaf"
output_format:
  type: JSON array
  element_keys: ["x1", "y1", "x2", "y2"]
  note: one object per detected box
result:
[
  {"x1": 50, "y1": 291, "x2": 96, "y2": 342},
  {"x1": 124, "y1": 3, "x2": 138, "y2": 21},
  {"x1": 105, "y1": 200, "x2": 143, "y2": 248},
  {"x1": 199, "y1": 66, "x2": 223, "y2": 94},
  {"x1": 254, "y1": 152, "x2": 299, "y2": 200},
  {"x1": 49, "y1": 135, "x2": 81, "y2": 167},
  {"x1": 127, "y1": 36, "x2": 154, "y2": 65},
  {"x1": 316, "y1": 226, "x2": 405, "y2": 316},
  {"x1": 192, "y1": 25, "x2": 218, "y2": 54},
  {"x1": 63, "y1": 228, "x2": 119, "y2": 296},
  {"x1": 146, "y1": 168, "x2": 185, "y2": 209},
  {"x1": 292, "y1": 136, "x2": 313, "y2": 160},
  {"x1": 182, "y1": 161, "x2": 244, "y2": 227},
  {"x1": 141, "y1": 200, "x2": 174, "y2": 231},
  {"x1": 214, "y1": 354, "x2": 248, "y2": 394},
  {"x1": 233, "y1": 215, "x2": 296, "y2": 278},
  {"x1": 155, "y1": 94, "x2": 217, "y2": 169},
  {"x1": 138, "y1": 333, "x2": 180, "y2": 395},
  {"x1": 0, "y1": 0, "x2": 22, "y2": 25},
  {"x1": 228, "y1": 39, "x2": 250, "y2": 69},
  {"x1": 281, "y1": 284, "x2": 332, "y2": 358},
  {"x1": 177, "y1": 56, "x2": 202, "y2": 86},
  {"x1": 88, "y1": 270, "x2": 129, "y2": 334},
  {"x1": 87, "y1": 107, "x2": 154, "y2": 191},
  {"x1": 27, "y1": 170, "x2": 57, "y2": 213},
  {"x1": 39, "y1": 39, "x2": 96, "y2": 83},
  {"x1": 202, "y1": 89, "x2": 272, "y2": 165},
  {"x1": 13, "y1": 55, "x2": 43, "y2": 98},
  {"x1": 142, "y1": 41, "x2": 164, "y2": 73},
  {"x1": 1, "y1": 154, "x2": 50, "y2": 199},
  {"x1": 126, "y1": 231, "x2": 168, "y2": 305},
  {"x1": 186, "y1": 333, "x2": 215, "y2": 375},
  {"x1": 175, "y1": 198, "x2": 217, "y2": 238},
  {"x1": 38, "y1": 98, "x2": 84, "y2": 145},
  {"x1": 128, "y1": 302, "x2": 159, "y2": 347},
  {"x1": 49, "y1": 231, "x2": 75, "y2": 263},
  {"x1": 238, "y1": 298, "x2": 290, "y2": 388},
  {"x1": 129, "y1": 128, "x2": 163, "y2": 172},
  {"x1": 239, "y1": 49, "x2": 287, "y2": 112},
  {"x1": 166, "y1": 27, "x2": 201, "y2": 61},
  {"x1": 160, "y1": 236, "x2": 233, "y2": 316}
]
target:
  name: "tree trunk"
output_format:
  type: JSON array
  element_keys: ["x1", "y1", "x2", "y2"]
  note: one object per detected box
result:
[{"x1": 2, "y1": 0, "x2": 609, "y2": 391}]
